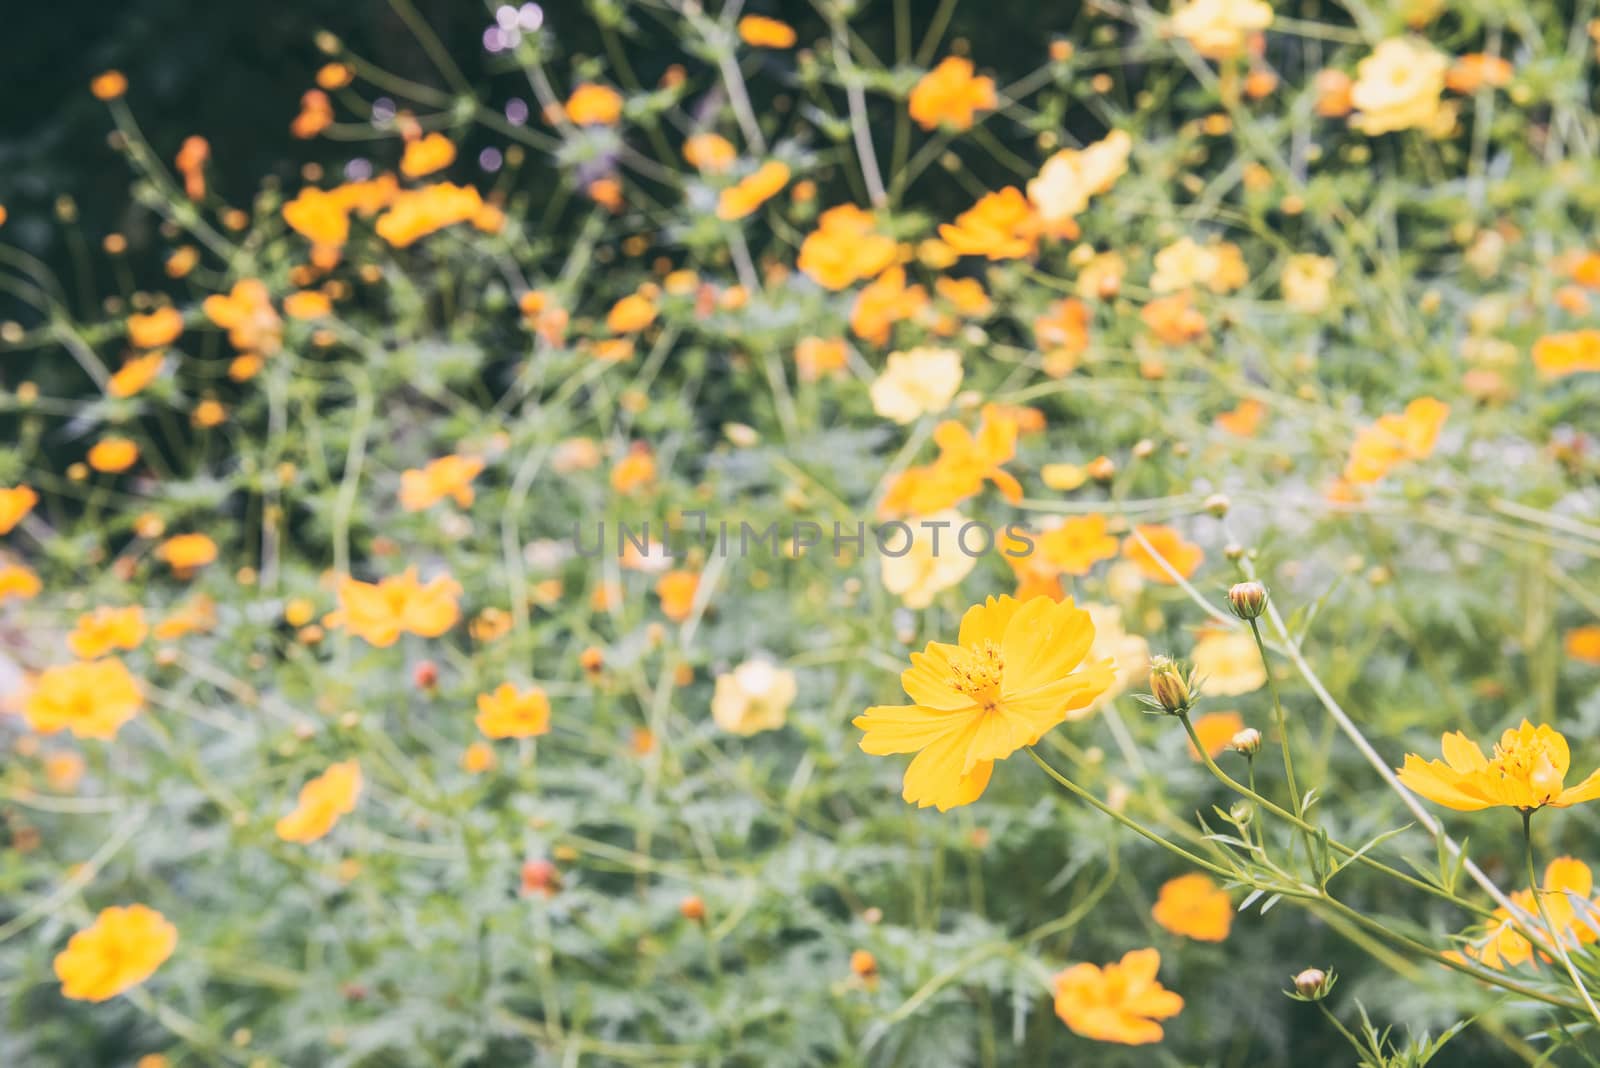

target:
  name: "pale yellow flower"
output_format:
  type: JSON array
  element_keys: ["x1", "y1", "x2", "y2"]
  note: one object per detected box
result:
[
  {"x1": 1171, "y1": 0, "x2": 1273, "y2": 60},
  {"x1": 1281, "y1": 254, "x2": 1336, "y2": 314},
  {"x1": 880, "y1": 509, "x2": 978, "y2": 609},
  {"x1": 1083, "y1": 603, "x2": 1150, "y2": 711},
  {"x1": 711, "y1": 659, "x2": 798, "y2": 735},
  {"x1": 870, "y1": 348, "x2": 963, "y2": 424},
  {"x1": 1027, "y1": 130, "x2": 1132, "y2": 224},
  {"x1": 1350, "y1": 38, "x2": 1447, "y2": 135},
  {"x1": 1189, "y1": 630, "x2": 1266, "y2": 697}
]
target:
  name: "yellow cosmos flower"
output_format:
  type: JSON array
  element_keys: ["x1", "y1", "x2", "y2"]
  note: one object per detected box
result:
[
  {"x1": 88, "y1": 437, "x2": 140, "y2": 473},
  {"x1": 107, "y1": 352, "x2": 166, "y2": 398},
  {"x1": 0, "y1": 561, "x2": 42, "y2": 602},
  {"x1": 1151, "y1": 872, "x2": 1233, "y2": 942},
  {"x1": 156, "y1": 532, "x2": 219, "y2": 574},
  {"x1": 1398, "y1": 721, "x2": 1600, "y2": 812},
  {"x1": 126, "y1": 306, "x2": 184, "y2": 349},
  {"x1": 23, "y1": 658, "x2": 144, "y2": 740},
  {"x1": 854, "y1": 595, "x2": 1114, "y2": 810},
  {"x1": 1052, "y1": 948, "x2": 1184, "y2": 1045},
  {"x1": 66, "y1": 605, "x2": 148, "y2": 659},
  {"x1": 326, "y1": 568, "x2": 461, "y2": 647},
  {"x1": 399, "y1": 454, "x2": 485, "y2": 511},
  {"x1": 1456, "y1": 857, "x2": 1599, "y2": 970},
  {"x1": 738, "y1": 14, "x2": 797, "y2": 48},
  {"x1": 1027, "y1": 129, "x2": 1132, "y2": 224},
  {"x1": 54, "y1": 905, "x2": 177, "y2": 1002},
  {"x1": 0, "y1": 485, "x2": 39, "y2": 534},
  {"x1": 1170, "y1": 0, "x2": 1273, "y2": 61},
  {"x1": 716, "y1": 161, "x2": 791, "y2": 221},
  {"x1": 275, "y1": 760, "x2": 362, "y2": 843},
  {"x1": 400, "y1": 132, "x2": 456, "y2": 178},
  {"x1": 475, "y1": 682, "x2": 552, "y2": 739}
]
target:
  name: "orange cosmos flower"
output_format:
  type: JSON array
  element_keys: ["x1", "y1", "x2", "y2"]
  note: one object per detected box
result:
[
  {"x1": 1455, "y1": 857, "x2": 1598, "y2": 970},
  {"x1": 23, "y1": 658, "x2": 144, "y2": 740},
  {"x1": 1567, "y1": 625, "x2": 1600, "y2": 665},
  {"x1": 90, "y1": 70, "x2": 128, "y2": 100},
  {"x1": 375, "y1": 183, "x2": 484, "y2": 247},
  {"x1": 317, "y1": 62, "x2": 354, "y2": 90},
  {"x1": 1214, "y1": 399, "x2": 1266, "y2": 436},
  {"x1": 565, "y1": 83, "x2": 624, "y2": 126},
  {"x1": 851, "y1": 266, "x2": 928, "y2": 347},
  {"x1": 0, "y1": 485, "x2": 39, "y2": 533},
  {"x1": 1532, "y1": 330, "x2": 1600, "y2": 378},
  {"x1": 0, "y1": 562, "x2": 42, "y2": 602},
  {"x1": 656, "y1": 570, "x2": 700, "y2": 622},
  {"x1": 108, "y1": 352, "x2": 166, "y2": 398},
  {"x1": 738, "y1": 14, "x2": 797, "y2": 48},
  {"x1": 399, "y1": 454, "x2": 485, "y2": 511},
  {"x1": 1398, "y1": 721, "x2": 1600, "y2": 812},
  {"x1": 795, "y1": 336, "x2": 849, "y2": 381},
  {"x1": 329, "y1": 173, "x2": 400, "y2": 216},
  {"x1": 1052, "y1": 948, "x2": 1183, "y2": 1045},
  {"x1": 797, "y1": 204, "x2": 898, "y2": 290},
  {"x1": 1033, "y1": 298, "x2": 1091, "y2": 377},
  {"x1": 1038, "y1": 515, "x2": 1120, "y2": 576},
  {"x1": 854, "y1": 595, "x2": 1114, "y2": 810},
  {"x1": 1152, "y1": 873, "x2": 1234, "y2": 942},
  {"x1": 204, "y1": 279, "x2": 282, "y2": 354},
  {"x1": 400, "y1": 132, "x2": 456, "y2": 177},
  {"x1": 475, "y1": 683, "x2": 552, "y2": 739},
  {"x1": 935, "y1": 277, "x2": 991, "y2": 318},
  {"x1": 291, "y1": 89, "x2": 334, "y2": 138},
  {"x1": 1186, "y1": 710, "x2": 1246, "y2": 759},
  {"x1": 275, "y1": 760, "x2": 362, "y2": 843},
  {"x1": 1446, "y1": 54, "x2": 1513, "y2": 94},
  {"x1": 174, "y1": 136, "x2": 209, "y2": 199},
  {"x1": 1140, "y1": 291, "x2": 1207, "y2": 345},
  {"x1": 909, "y1": 56, "x2": 997, "y2": 131},
  {"x1": 67, "y1": 605, "x2": 147, "y2": 659},
  {"x1": 1122, "y1": 525, "x2": 1204, "y2": 583},
  {"x1": 156, "y1": 533, "x2": 218, "y2": 574},
  {"x1": 683, "y1": 132, "x2": 737, "y2": 173},
  {"x1": 283, "y1": 187, "x2": 351, "y2": 247},
  {"x1": 716, "y1": 161, "x2": 791, "y2": 221},
  {"x1": 327, "y1": 568, "x2": 461, "y2": 646},
  {"x1": 127, "y1": 307, "x2": 183, "y2": 349},
  {"x1": 88, "y1": 437, "x2": 139, "y2": 473},
  {"x1": 938, "y1": 187, "x2": 1041, "y2": 260},
  {"x1": 606, "y1": 293, "x2": 658, "y2": 333},
  {"x1": 283, "y1": 291, "x2": 332, "y2": 320},
  {"x1": 154, "y1": 595, "x2": 217, "y2": 640},
  {"x1": 54, "y1": 905, "x2": 176, "y2": 1002},
  {"x1": 611, "y1": 444, "x2": 658, "y2": 494},
  {"x1": 1344, "y1": 396, "x2": 1449, "y2": 483}
]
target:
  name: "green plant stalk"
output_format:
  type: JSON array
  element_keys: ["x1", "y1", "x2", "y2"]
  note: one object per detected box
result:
[
  {"x1": 1523, "y1": 810, "x2": 1600, "y2": 1026},
  {"x1": 1176, "y1": 712, "x2": 1494, "y2": 921}
]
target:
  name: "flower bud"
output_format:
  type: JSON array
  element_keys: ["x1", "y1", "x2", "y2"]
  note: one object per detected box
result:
[
  {"x1": 1147, "y1": 656, "x2": 1195, "y2": 715},
  {"x1": 1228, "y1": 727, "x2": 1262, "y2": 755},
  {"x1": 1227, "y1": 581, "x2": 1268, "y2": 620},
  {"x1": 1229, "y1": 800, "x2": 1254, "y2": 825},
  {"x1": 1289, "y1": 967, "x2": 1335, "y2": 1001},
  {"x1": 679, "y1": 895, "x2": 706, "y2": 922},
  {"x1": 1203, "y1": 493, "x2": 1230, "y2": 517}
]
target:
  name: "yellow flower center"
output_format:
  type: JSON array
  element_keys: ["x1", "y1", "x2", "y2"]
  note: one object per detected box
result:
[
  {"x1": 948, "y1": 640, "x2": 1005, "y2": 711},
  {"x1": 1493, "y1": 735, "x2": 1564, "y2": 804}
]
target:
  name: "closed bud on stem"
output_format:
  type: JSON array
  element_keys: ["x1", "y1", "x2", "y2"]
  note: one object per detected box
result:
[
  {"x1": 1147, "y1": 656, "x2": 1195, "y2": 715},
  {"x1": 1289, "y1": 967, "x2": 1335, "y2": 1001},
  {"x1": 1229, "y1": 800, "x2": 1254, "y2": 826},
  {"x1": 1228, "y1": 727, "x2": 1262, "y2": 755},
  {"x1": 1227, "y1": 581, "x2": 1268, "y2": 620}
]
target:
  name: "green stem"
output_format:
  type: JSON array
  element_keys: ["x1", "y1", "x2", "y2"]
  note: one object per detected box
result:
[
  {"x1": 1025, "y1": 747, "x2": 1233, "y2": 878},
  {"x1": 1523, "y1": 810, "x2": 1600, "y2": 1025},
  {"x1": 1176, "y1": 713, "x2": 1494, "y2": 920}
]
